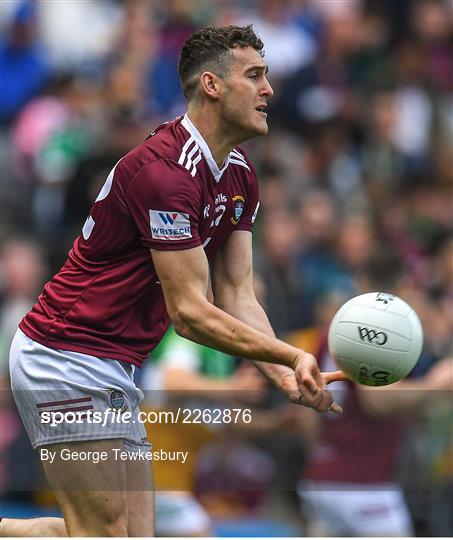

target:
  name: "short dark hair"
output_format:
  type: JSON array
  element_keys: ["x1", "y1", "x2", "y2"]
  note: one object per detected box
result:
[{"x1": 178, "y1": 25, "x2": 264, "y2": 100}]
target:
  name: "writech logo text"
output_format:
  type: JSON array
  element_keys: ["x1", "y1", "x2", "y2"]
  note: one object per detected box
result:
[{"x1": 149, "y1": 210, "x2": 192, "y2": 240}]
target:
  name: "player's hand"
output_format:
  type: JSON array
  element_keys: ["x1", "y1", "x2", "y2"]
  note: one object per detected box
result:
[{"x1": 290, "y1": 352, "x2": 347, "y2": 414}]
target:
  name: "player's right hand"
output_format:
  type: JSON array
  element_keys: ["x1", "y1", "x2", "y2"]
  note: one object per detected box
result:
[{"x1": 292, "y1": 352, "x2": 347, "y2": 414}]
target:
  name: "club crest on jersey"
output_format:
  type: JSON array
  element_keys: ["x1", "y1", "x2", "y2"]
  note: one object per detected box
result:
[
  {"x1": 231, "y1": 195, "x2": 245, "y2": 225},
  {"x1": 149, "y1": 210, "x2": 192, "y2": 240}
]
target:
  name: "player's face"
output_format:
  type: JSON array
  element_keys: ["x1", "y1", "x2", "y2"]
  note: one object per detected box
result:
[{"x1": 220, "y1": 47, "x2": 274, "y2": 139}]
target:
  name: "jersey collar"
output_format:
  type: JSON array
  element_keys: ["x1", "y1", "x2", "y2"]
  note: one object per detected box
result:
[{"x1": 181, "y1": 113, "x2": 230, "y2": 183}]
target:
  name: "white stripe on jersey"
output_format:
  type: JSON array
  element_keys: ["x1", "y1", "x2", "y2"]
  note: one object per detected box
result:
[
  {"x1": 231, "y1": 149, "x2": 247, "y2": 163},
  {"x1": 178, "y1": 136, "x2": 203, "y2": 176},
  {"x1": 229, "y1": 158, "x2": 251, "y2": 172},
  {"x1": 190, "y1": 152, "x2": 203, "y2": 177},
  {"x1": 178, "y1": 137, "x2": 196, "y2": 165},
  {"x1": 184, "y1": 143, "x2": 200, "y2": 171}
]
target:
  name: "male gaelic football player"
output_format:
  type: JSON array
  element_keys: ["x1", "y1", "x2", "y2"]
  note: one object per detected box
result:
[{"x1": 4, "y1": 25, "x2": 345, "y2": 537}]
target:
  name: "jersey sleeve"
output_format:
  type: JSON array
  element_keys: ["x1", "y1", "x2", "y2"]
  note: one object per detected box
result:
[
  {"x1": 236, "y1": 170, "x2": 260, "y2": 233},
  {"x1": 124, "y1": 159, "x2": 202, "y2": 250}
]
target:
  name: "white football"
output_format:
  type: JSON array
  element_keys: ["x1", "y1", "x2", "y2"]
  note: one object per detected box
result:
[{"x1": 328, "y1": 292, "x2": 423, "y2": 386}]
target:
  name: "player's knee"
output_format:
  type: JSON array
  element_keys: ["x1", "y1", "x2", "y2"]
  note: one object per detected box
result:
[
  {"x1": 65, "y1": 502, "x2": 127, "y2": 536},
  {"x1": 70, "y1": 515, "x2": 127, "y2": 537},
  {"x1": 101, "y1": 518, "x2": 128, "y2": 537},
  {"x1": 95, "y1": 503, "x2": 128, "y2": 536}
]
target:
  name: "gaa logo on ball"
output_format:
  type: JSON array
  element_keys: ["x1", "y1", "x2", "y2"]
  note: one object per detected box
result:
[
  {"x1": 357, "y1": 326, "x2": 388, "y2": 345},
  {"x1": 328, "y1": 292, "x2": 423, "y2": 386}
]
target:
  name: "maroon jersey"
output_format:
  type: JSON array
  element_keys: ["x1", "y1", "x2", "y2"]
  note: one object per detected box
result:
[
  {"x1": 304, "y1": 338, "x2": 401, "y2": 484},
  {"x1": 20, "y1": 115, "x2": 260, "y2": 366}
]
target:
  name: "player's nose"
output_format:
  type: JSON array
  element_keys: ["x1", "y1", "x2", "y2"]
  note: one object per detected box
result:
[{"x1": 261, "y1": 77, "x2": 274, "y2": 98}]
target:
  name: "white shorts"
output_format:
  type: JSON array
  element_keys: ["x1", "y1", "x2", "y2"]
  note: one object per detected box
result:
[
  {"x1": 298, "y1": 480, "x2": 414, "y2": 537},
  {"x1": 9, "y1": 329, "x2": 151, "y2": 454}
]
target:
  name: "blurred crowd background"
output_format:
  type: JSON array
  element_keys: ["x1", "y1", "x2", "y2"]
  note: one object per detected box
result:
[{"x1": 1, "y1": 0, "x2": 452, "y2": 536}]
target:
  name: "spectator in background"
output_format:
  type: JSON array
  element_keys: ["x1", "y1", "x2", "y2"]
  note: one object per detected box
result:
[
  {"x1": 146, "y1": 0, "x2": 198, "y2": 116},
  {"x1": 106, "y1": 0, "x2": 158, "y2": 121},
  {"x1": 429, "y1": 236, "x2": 453, "y2": 314},
  {"x1": 363, "y1": 90, "x2": 412, "y2": 199},
  {"x1": 409, "y1": 0, "x2": 453, "y2": 93},
  {"x1": 10, "y1": 73, "x2": 101, "y2": 248},
  {"x1": 36, "y1": 0, "x2": 122, "y2": 73},
  {"x1": 256, "y1": 209, "x2": 307, "y2": 334},
  {"x1": 239, "y1": 0, "x2": 317, "y2": 85},
  {"x1": 0, "y1": 238, "x2": 48, "y2": 500},
  {"x1": 0, "y1": 1, "x2": 50, "y2": 127},
  {"x1": 334, "y1": 214, "x2": 375, "y2": 278},
  {"x1": 0, "y1": 238, "x2": 47, "y2": 373},
  {"x1": 294, "y1": 210, "x2": 376, "y2": 329},
  {"x1": 294, "y1": 192, "x2": 351, "y2": 327}
]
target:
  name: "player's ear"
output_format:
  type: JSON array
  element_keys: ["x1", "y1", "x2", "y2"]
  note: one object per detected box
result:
[{"x1": 200, "y1": 72, "x2": 221, "y2": 99}]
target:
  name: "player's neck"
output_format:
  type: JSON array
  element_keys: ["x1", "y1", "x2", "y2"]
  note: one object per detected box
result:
[{"x1": 186, "y1": 109, "x2": 238, "y2": 169}]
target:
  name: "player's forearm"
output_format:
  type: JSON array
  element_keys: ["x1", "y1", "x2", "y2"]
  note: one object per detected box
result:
[
  {"x1": 172, "y1": 298, "x2": 299, "y2": 370},
  {"x1": 215, "y1": 297, "x2": 294, "y2": 388}
]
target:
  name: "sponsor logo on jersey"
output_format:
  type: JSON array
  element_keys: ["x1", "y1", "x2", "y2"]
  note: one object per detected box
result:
[
  {"x1": 231, "y1": 195, "x2": 245, "y2": 224},
  {"x1": 149, "y1": 210, "x2": 192, "y2": 240},
  {"x1": 215, "y1": 193, "x2": 227, "y2": 204}
]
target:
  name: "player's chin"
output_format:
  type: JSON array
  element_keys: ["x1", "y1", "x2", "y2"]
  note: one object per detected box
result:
[
  {"x1": 240, "y1": 117, "x2": 268, "y2": 138},
  {"x1": 252, "y1": 120, "x2": 269, "y2": 136}
]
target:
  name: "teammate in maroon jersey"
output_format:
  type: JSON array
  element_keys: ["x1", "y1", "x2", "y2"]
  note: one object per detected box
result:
[
  {"x1": 297, "y1": 352, "x2": 452, "y2": 536},
  {"x1": 295, "y1": 258, "x2": 453, "y2": 536},
  {"x1": 5, "y1": 26, "x2": 346, "y2": 537}
]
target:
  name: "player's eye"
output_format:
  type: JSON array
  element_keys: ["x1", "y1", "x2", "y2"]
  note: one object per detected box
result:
[{"x1": 248, "y1": 73, "x2": 258, "y2": 80}]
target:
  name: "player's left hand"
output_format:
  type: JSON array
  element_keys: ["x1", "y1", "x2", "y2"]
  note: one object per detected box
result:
[{"x1": 283, "y1": 352, "x2": 348, "y2": 414}]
